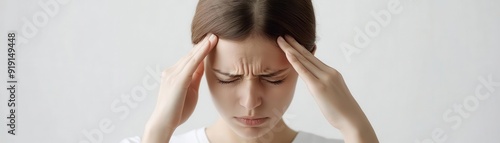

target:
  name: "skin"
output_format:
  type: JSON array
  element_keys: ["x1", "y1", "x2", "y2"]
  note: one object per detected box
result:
[
  {"x1": 204, "y1": 33, "x2": 299, "y2": 143},
  {"x1": 142, "y1": 33, "x2": 379, "y2": 143}
]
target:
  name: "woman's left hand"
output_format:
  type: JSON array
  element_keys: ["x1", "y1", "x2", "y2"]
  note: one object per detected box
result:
[{"x1": 277, "y1": 35, "x2": 379, "y2": 143}]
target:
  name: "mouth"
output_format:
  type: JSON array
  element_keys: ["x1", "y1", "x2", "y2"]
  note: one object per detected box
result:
[{"x1": 234, "y1": 116, "x2": 269, "y2": 127}]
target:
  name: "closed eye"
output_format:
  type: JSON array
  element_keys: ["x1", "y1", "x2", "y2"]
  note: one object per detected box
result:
[
  {"x1": 265, "y1": 79, "x2": 285, "y2": 85},
  {"x1": 217, "y1": 79, "x2": 238, "y2": 84},
  {"x1": 217, "y1": 78, "x2": 285, "y2": 85}
]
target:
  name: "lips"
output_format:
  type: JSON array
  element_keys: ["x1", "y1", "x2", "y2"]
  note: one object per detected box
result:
[{"x1": 234, "y1": 117, "x2": 269, "y2": 126}]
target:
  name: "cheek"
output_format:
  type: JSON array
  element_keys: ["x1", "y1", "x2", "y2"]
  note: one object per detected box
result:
[
  {"x1": 205, "y1": 72, "x2": 239, "y2": 115},
  {"x1": 265, "y1": 75, "x2": 299, "y2": 104},
  {"x1": 206, "y1": 72, "x2": 233, "y2": 99}
]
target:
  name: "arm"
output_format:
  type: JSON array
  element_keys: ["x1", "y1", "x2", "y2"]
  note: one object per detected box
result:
[
  {"x1": 141, "y1": 34, "x2": 218, "y2": 143},
  {"x1": 141, "y1": 122, "x2": 175, "y2": 143},
  {"x1": 277, "y1": 35, "x2": 378, "y2": 143}
]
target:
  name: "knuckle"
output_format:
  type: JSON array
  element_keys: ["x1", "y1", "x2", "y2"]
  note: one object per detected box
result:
[
  {"x1": 191, "y1": 56, "x2": 201, "y2": 64},
  {"x1": 161, "y1": 68, "x2": 172, "y2": 77},
  {"x1": 161, "y1": 67, "x2": 177, "y2": 79},
  {"x1": 314, "y1": 82, "x2": 328, "y2": 91},
  {"x1": 326, "y1": 69, "x2": 341, "y2": 79},
  {"x1": 289, "y1": 56, "x2": 299, "y2": 63}
]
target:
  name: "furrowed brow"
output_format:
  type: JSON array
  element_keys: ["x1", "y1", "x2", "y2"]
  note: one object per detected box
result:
[
  {"x1": 212, "y1": 68, "x2": 288, "y2": 78},
  {"x1": 212, "y1": 69, "x2": 242, "y2": 78},
  {"x1": 258, "y1": 68, "x2": 288, "y2": 77}
]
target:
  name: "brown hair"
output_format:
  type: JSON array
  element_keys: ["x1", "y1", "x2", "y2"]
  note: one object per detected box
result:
[{"x1": 191, "y1": 0, "x2": 316, "y2": 52}]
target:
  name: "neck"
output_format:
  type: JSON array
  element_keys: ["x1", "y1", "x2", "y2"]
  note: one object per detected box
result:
[{"x1": 206, "y1": 118, "x2": 298, "y2": 143}]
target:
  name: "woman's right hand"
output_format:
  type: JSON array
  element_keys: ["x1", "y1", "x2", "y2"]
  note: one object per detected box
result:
[{"x1": 142, "y1": 34, "x2": 218, "y2": 143}]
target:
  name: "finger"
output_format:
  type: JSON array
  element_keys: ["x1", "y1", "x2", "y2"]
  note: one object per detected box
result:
[
  {"x1": 174, "y1": 35, "x2": 211, "y2": 68},
  {"x1": 286, "y1": 51, "x2": 319, "y2": 85},
  {"x1": 190, "y1": 62, "x2": 204, "y2": 91},
  {"x1": 278, "y1": 36, "x2": 323, "y2": 75},
  {"x1": 173, "y1": 34, "x2": 211, "y2": 75},
  {"x1": 277, "y1": 36, "x2": 319, "y2": 80},
  {"x1": 180, "y1": 34, "x2": 218, "y2": 77},
  {"x1": 284, "y1": 35, "x2": 330, "y2": 71}
]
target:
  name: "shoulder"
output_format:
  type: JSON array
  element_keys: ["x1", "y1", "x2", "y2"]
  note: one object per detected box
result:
[
  {"x1": 120, "y1": 128, "x2": 208, "y2": 143},
  {"x1": 120, "y1": 129, "x2": 343, "y2": 143},
  {"x1": 293, "y1": 131, "x2": 344, "y2": 143}
]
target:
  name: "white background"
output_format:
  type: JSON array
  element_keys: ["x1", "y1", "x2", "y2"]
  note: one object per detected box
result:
[{"x1": 1, "y1": 0, "x2": 499, "y2": 143}]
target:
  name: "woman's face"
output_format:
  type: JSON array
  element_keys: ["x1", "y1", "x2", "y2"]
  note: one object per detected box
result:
[{"x1": 205, "y1": 34, "x2": 299, "y2": 138}]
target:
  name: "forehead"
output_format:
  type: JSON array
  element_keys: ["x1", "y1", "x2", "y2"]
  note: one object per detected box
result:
[{"x1": 207, "y1": 35, "x2": 290, "y2": 70}]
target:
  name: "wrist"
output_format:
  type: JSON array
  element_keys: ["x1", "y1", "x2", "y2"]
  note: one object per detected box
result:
[
  {"x1": 338, "y1": 118, "x2": 378, "y2": 143},
  {"x1": 142, "y1": 112, "x2": 178, "y2": 142},
  {"x1": 142, "y1": 122, "x2": 176, "y2": 143}
]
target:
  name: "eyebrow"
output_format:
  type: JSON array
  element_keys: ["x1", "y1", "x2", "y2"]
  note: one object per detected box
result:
[{"x1": 212, "y1": 68, "x2": 288, "y2": 78}]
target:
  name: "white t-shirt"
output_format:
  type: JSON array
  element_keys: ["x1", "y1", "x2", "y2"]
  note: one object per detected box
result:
[{"x1": 121, "y1": 127, "x2": 343, "y2": 143}]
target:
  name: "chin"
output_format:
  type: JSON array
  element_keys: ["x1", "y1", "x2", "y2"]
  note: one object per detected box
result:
[
  {"x1": 236, "y1": 127, "x2": 269, "y2": 139},
  {"x1": 225, "y1": 117, "x2": 278, "y2": 139}
]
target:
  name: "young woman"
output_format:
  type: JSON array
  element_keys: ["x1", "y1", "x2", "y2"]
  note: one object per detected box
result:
[{"x1": 123, "y1": 0, "x2": 378, "y2": 142}]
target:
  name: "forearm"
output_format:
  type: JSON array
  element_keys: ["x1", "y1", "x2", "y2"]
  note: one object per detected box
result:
[
  {"x1": 338, "y1": 114, "x2": 379, "y2": 143},
  {"x1": 141, "y1": 119, "x2": 176, "y2": 143},
  {"x1": 314, "y1": 92, "x2": 378, "y2": 143}
]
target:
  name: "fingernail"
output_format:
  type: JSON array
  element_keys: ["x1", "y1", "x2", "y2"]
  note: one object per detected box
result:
[
  {"x1": 278, "y1": 36, "x2": 284, "y2": 41},
  {"x1": 209, "y1": 34, "x2": 216, "y2": 41}
]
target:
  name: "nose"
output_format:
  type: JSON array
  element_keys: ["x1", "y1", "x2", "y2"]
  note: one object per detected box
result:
[{"x1": 239, "y1": 79, "x2": 263, "y2": 110}]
